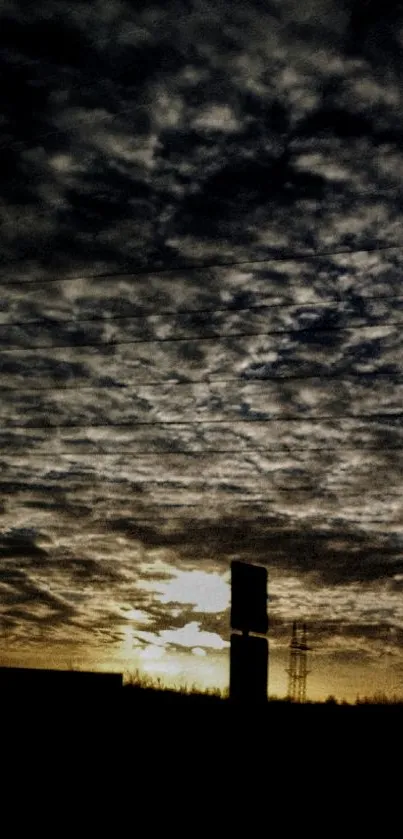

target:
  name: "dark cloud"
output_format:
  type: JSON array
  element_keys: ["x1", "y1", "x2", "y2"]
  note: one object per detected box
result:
[
  {"x1": 104, "y1": 511, "x2": 403, "y2": 587},
  {"x1": 346, "y1": 0, "x2": 403, "y2": 66},
  {"x1": 0, "y1": 1, "x2": 400, "y2": 272},
  {"x1": 1, "y1": 566, "x2": 77, "y2": 625},
  {"x1": 0, "y1": 528, "x2": 48, "y2": 560}
]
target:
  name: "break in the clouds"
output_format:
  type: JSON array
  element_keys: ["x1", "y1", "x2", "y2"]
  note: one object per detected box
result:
[{"x1": 1, "y1": 0, "x2": 403, "y2": 698}]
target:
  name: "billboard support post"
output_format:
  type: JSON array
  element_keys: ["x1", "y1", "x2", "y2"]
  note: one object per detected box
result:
[{"x1": 229, "y1": 561, "x2": 268, "y2": 703}]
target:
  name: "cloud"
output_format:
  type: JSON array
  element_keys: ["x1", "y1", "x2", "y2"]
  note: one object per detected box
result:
[
  {"x1": 149, "y1": 568, "x2": 230, "y2": 613},
  {"x1": 1, "y1": 0, "x2": 403, "y2": 692},
  {"x1": 159, "y1": 621, "x2": 230, "y2": 651}
]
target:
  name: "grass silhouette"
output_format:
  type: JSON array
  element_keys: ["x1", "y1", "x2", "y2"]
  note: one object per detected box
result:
[
  {"x1": 123, "y1": 668, "x2": 228, "y2": 700},
  {"x1": 2, "y1": 664, "x2": 403, "y2": 706}
]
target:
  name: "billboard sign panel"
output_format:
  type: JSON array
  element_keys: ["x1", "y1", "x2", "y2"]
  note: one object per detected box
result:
[{"x1": 230, "y1": 560, "x2": 268, "y2": 635}]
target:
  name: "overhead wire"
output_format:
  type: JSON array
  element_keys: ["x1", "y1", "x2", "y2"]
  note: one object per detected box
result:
[
  {"x1": 2, "y1": 292, "x2": 403, "y2": 330},
  {"x1": 1, "y1": 369, "x2": 402, "y2": 393},
  {"x1": 2, "y1": 241, "x2": 403, "y2": 286},
  {"x1": 1, "y1": 318, "x2": 403, "y2": 352},
  {"x1": 1, "y1": 227, "x2": 401, "y2": 509},
  {"x1": 2, "y1": 413, "x2": 403, "y2": 429},
  {"x1": 0, "y1": 445, "x2": 401, "y2": 456}
]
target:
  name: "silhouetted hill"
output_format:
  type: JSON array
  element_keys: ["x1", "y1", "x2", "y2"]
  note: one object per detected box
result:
[{"x1": 3, "y1": 665, "x2": 403, "y2": 721}]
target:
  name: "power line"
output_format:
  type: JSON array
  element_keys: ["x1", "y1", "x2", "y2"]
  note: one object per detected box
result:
[
  {"x1": 36, "y1": 511, "x2": 399, "y2": 523},
  {"x1": 1, "y1": 482, "x2": 401, "y2": 502},
  {"x1": 1, "y1": 319, "x2": 403, "y2": 352},
  {"x1": 1, "y1": 369, "x2": 402, "y2": 393},
  {"x1": 2, "y1": 242, "x2": 403, "y2": 286},
  {"x1": 0, "y1": 302, "x2": 293, "y2": 329},
  {"x1": 0, "y1": 476, "x2": 400, "y2": 492},
  {"x1": 1, "y1": 445, "x2": 401, "y2": 456},
  {"x1": 2, "y1": 292, "x2": 403, "y2": 330},
  {"x1": 2, "y1": 413, "x2": 402, "y2": 429}
]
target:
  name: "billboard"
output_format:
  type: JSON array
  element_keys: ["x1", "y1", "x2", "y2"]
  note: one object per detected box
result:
[
  {"x1": 230, "y1": 560, "x2": 268, "y2": 635},
  {"x1": 229, "y1": 633, "x2": 268, "y2": 703}
]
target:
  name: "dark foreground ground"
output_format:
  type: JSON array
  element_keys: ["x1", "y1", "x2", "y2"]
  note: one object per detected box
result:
[{"x1": 2, "y1": 666, "x2": 398, "y2": 815}]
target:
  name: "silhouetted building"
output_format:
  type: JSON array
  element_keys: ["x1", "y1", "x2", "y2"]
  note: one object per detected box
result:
[{"x1": 0, "y1": 666, "x2": 123, "y2": 696}]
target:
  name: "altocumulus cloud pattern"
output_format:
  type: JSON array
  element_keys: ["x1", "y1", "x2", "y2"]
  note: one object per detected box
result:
[{"x1": 1, "y1": 0, "x2": 403, "y2": 700}]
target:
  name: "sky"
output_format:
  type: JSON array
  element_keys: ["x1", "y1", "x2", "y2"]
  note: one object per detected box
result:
[{"x1": 1, "y1": 0, "x2": 403, "y2": 702}]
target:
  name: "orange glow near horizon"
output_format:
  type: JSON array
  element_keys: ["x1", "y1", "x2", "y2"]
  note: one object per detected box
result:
[{"x1": 2, "y1": 641, "x2": 400, "y2": 704}]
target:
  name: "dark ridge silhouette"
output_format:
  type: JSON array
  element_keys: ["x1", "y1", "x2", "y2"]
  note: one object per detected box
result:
[{"x1": 3, "y1": 666, "x2": 403, "y2": 712}]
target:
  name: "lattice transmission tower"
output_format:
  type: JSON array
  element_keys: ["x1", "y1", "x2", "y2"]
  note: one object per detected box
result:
[{"x1": 287, "y1": 621, "x2": 310, "y2": 702}]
